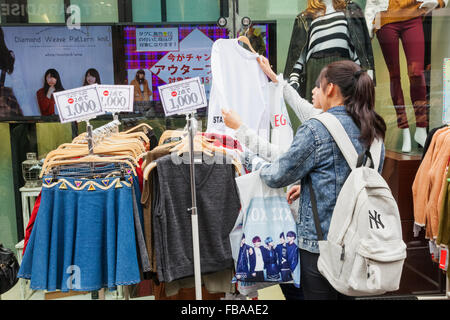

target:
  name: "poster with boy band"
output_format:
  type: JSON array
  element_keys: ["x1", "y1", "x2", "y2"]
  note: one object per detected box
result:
[{"x1": 232, "y1": 170, "x2": 301, "y2": 287}]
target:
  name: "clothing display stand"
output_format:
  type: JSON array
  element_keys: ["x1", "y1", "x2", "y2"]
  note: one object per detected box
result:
[{"x1": 185, "y1": 111, "x2": 202, "y2": 300}]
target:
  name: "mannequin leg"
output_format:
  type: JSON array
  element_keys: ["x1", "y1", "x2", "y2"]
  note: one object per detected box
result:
[
  {"x1": 377, "y1": 23, "x2": 411, "y2": 152},
  {"x1": 400, "y1": 16, "x2": 429, "y2": 147},
  {"x1": 401, "y1": 128, "x2": 412, "y2": 153}
]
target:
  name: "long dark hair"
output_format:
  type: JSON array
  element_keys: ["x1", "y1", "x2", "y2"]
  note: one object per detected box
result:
[
  {"x1": 83, "y1": 68, "x2": 101, "y2": 86},
  {"x1": 135, "y1": 69, "x2": 146, "y2": 82},
  {"x1": 0, "y1": 27, "x2": 15, "y2": 74},
  {"x1": 317, "y1": 60, "x2": 386, "y2": 147},
  {"x1": 43, "y1": 68, "x2": 64, "y2": 92}
]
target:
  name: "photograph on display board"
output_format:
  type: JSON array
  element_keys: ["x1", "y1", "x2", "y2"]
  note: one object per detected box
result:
[
  {"x1": 127, "y1": 68, "x2": 153, "y2": 114},
  {"x1": 0, "y1": 25, "x2": 114, "y2": 118}
]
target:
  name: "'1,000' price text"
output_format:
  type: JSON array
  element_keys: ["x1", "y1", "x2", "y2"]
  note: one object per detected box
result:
[
  {"x1": 65, "y1": 99, "x2": 99, "y2": 117},
  {"x1": 169, "y1": 92, "x2": 199, "y2": 111}
]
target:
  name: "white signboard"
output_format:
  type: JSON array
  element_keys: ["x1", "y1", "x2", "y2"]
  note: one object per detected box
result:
[
  {"x1": 158, "y1": 77, "x2": 207, "y2": 116},
  {"x1": 97, "y1": 85, "x2": 134, "y2": 113},
  {"x1": 136, "y1": 27, "x2": 179, "y2": 52},
  {"x1": 53, "y1": 84, "x2": 104, "y2": 123},
  {"x1": 444, "y1": 58, "x2": 450, "y2": 124}
]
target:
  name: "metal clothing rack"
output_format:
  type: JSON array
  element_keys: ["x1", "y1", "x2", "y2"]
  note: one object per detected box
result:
[
  {"x1": 185, "y1": 111, "x2": 203, "y2": 300},
  {"x1": 85, "y1": 119, "x2": 121, "y2": 151}
]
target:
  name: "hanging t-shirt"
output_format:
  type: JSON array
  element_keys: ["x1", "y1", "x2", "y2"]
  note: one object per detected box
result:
[
  {"x1": 153, "y1": 153, "x2": 241, "y2": 283},
  {"x1": 207, "y1": 38, "x2": 270, "y2": 141}
]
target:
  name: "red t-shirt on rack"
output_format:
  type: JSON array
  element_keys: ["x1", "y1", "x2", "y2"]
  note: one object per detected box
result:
[{"x1": 23, "y1": 192, "x2": 41, "y2": 255}]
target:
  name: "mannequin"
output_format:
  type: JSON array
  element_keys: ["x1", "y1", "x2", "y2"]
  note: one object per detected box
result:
[
  {"x1": 284, "y1": 0, "x2": 375, "y2": 102},
  {"x1": 365, "y1": 0, "x2": 447, "y2": 152}
]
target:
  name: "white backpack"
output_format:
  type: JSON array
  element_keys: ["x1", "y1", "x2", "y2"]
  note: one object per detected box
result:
[{"x1": 310, "y1": 113, "x2": 407, "y2": 297}]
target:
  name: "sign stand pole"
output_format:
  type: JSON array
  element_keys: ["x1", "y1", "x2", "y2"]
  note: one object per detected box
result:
[
  {"x1": 85, "y1": 119, "x2": 95, "y2": 173},
  {"x1": 186, "y1": 111, "x2": 202, "y2": 300}
]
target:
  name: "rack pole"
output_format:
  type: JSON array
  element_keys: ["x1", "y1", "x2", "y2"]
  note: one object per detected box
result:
[
  {"x1": 187, "y1": 112, "x2": 202, "y2": 300},
  {"x1": 85, "y1": 120, "x2": 95, "y2": 174},
  {"x1": 86, "y1": 120, "x2": 94, "y2": 155}
]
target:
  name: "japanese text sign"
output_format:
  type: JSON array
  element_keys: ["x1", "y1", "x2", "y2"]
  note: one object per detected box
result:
[{"x1": 136, "y1": 27, "x2": 179, "y2": 52}]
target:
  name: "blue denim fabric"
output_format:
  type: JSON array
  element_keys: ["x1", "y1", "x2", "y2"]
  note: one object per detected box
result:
[
  {"x1": 18, "y1": 175, "x2": 141, "y2": 292},
  {"x1": 54, "y1": 163, "x2": 134, "y2": 178},
  {"x1": 248, "y1": 106, "x2": 385, "y2": 254}
]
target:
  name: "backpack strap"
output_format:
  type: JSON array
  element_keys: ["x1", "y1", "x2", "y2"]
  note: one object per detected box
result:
[
  {"x1": 369, "y1": 138, "x2": 382, "y2": 171},
  {"x1": 312, "y1": 113, "x2": 358, "y2": 170},
  {"x1": 312, "y1": 113, "x2": 383, "y2": 171}
]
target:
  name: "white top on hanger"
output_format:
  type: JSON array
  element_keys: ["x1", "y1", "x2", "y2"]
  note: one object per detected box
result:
[{"x1": 206, "y1": 38, "x2": 270, "y2": 141}]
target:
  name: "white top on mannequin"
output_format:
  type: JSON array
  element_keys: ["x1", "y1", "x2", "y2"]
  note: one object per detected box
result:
[{"x1": 322, "y1": 0, "x2": 336, "y2": 14}]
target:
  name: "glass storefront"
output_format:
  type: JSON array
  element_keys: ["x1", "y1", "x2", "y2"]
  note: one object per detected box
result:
[{"x1": 0, "y1": 0, "x2": 449, "y2": 298}]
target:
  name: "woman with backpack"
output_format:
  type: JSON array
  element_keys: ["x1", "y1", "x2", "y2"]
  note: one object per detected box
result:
[{"x1": 223, "y1": 59, "x2": 387, "y2": 299}]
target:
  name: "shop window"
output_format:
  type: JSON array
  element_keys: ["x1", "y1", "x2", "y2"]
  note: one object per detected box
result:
[
  {"x1": 70, "y1": 0, "x2": 119, "y2": 23},
  {"x1": 27, "y1": 0, "x2": 65, "y2": 23},
  {"x1": 132, "y1": 0, "x2": 162, "y2": 23},
  {"x1": 166, "y1": 0, "x2": 220, "y2": 22}
]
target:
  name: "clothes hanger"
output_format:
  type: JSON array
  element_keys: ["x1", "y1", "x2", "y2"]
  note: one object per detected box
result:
[
  {"x1": 41, "y1": 136, "x2": 144, "y2": 174},
  {"x1": 41, "y1": 155, "x2": 137, "y2": 177},
  {"x1": 143, "y1": 149, "x2": 243, "y2": 180},
  {"x1": 170, "y1": 134, "x2": 214, "y2": 157},
  {"x1": 44, "y1": 138, "x2": 143, "y2": 161},
  {"x1": 124, "y1": 123, "x2": 153, "y2": 134},
  {"x1": 115, "y1": 131, "x2": 150, "y2": 144},
  {"x1": 140, "y1": 139, "x2": 183, "y2": 169},
  {"x1": 143, "y1": 161, "x2": 157, "y2": 180},
  {"x1": 44, "y1": 147, "x2": 139, "y2": 165},
  {"x1": 41, "y1": 151, "x2": 139, "y2": 177},
  {"x1": 158, "y1": 129, "x2": 185, "y2": 146},
  {"x1": 237, "y1": 35, "x2": 256, "y2": 54}
]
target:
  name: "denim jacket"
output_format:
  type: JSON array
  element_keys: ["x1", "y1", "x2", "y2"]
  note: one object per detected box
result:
[
  {"x1": 283, "y1": 1, "x2": 376, "y2": 97},
  {"x1": 248, "y1": 106, "x2": 385, "y2": 254}
]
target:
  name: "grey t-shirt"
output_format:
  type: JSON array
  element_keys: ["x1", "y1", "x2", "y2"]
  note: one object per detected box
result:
[{"x1": 153, "y1": 153, "x2": 241, "y2": 283}]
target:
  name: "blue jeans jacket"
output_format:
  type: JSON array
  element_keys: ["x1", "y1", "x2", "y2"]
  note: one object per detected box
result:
[{"x1": 248, "y1": 106, "x2": 385, "y2": 254}]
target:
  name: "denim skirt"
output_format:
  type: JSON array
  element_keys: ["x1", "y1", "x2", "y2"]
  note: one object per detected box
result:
[{"x1": 18, "y1": 175, "x2": 141, "y2": 292}]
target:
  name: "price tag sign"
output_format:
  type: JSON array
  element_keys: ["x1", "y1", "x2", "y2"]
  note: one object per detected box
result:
[
  {"x1": 97, "y1": 85, "x2": 134, "y2": 113},
  {"x1": 158, "y1": 77, "x2": 207, "y2": 116},
  {"x1": 53, "y1": 84, "x2": 105, "y2": 123}
]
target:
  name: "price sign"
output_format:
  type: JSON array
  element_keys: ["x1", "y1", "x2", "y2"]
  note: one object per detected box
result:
[
  {"x1": 97, "y1": 85, "x2": 134, "y2": 113},
  {"x1": 158, "y1": 77, "x2": 207, "y2": 116},
  {"x1": 53, "y1": 84, "x2": 105, "y2": 123}
]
